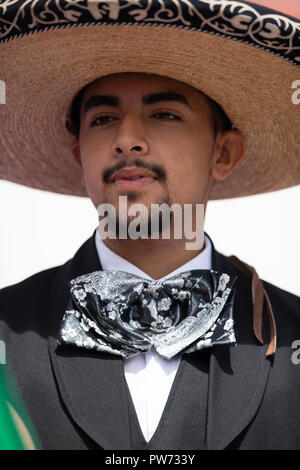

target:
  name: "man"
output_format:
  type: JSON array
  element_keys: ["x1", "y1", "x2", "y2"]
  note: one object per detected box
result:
[{"x1": 0, "y1": 0, "x2": 300, "y2": 450}]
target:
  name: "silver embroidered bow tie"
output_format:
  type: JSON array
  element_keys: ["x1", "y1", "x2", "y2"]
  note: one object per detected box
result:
[{"x1": 58, "y1": 269, "x2": 237, "y2": 359}]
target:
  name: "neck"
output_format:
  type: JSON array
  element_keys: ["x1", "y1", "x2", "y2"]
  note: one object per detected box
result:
[{"x1": 101, "y1": 235, "x2": 205, "y2": 279}]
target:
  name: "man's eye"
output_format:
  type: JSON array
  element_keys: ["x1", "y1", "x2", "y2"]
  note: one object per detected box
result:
[
  {"x1": 152, "y1": 112, "x2": 181, "y2": 121},
  {"x1": 90, "y1": 115, "x2": 116, "y2": 126}
]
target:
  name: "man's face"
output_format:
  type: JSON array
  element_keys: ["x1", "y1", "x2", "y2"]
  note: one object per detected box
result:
[{"x1": 74, "y1": 73, "x2": 219, "y2": 218}]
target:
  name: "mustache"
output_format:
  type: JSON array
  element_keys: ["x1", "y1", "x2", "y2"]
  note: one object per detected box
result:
[{"x1": 102, "y1": 158, "x2": 166, "y2": 183}]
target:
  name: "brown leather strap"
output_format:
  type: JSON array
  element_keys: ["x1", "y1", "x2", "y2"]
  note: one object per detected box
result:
[
  {"x1": 263, "y1": 288, "x2": 277, "y2": 356},
  {"x1": 227, "y1": 255, "x2": 277, "y2": 357}
]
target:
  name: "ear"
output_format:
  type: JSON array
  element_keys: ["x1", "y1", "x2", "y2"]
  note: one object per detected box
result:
[
  {"x1": 211, "y1": 130, "x2": 245, "y2": 182},
  {"x1": 72, "y1": 141, "x2": 82, "y2": 168}
]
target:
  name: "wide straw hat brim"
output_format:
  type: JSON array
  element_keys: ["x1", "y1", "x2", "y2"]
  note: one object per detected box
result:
[{"x1": 0, "y1": 0, "x2": 299, "y2": 200}]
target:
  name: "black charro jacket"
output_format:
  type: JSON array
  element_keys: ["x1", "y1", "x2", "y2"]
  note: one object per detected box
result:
[{"x1": 0, "y1": 231, "x2": 300, "y2": 450}]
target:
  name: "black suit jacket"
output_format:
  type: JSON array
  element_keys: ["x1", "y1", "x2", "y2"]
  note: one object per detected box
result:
[{"x1": 0, "y1": 231, "x2": 300, "y2": 450}]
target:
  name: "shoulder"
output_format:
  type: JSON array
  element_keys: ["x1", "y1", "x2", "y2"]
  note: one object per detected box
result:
[
  {"x1": 223, "y1": 249, "x2": 300, "y2": 321},
  {"x1": 221, "y1": 247, "x2": 300, "y2": 337},
  {"x1": 0, "y1": 266, "x2": 61, "y2": 330},
  {"x1": 262, "y1": 279, "x2": 300, "y2": 312},
  {"x1": 261, "y1": 279, "x2": 300, "y2": 337},
  {"x1": 0, "y1": 265, "x2": 60, "y2": 299}
]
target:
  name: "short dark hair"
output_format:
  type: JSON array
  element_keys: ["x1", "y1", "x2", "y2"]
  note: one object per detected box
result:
[
  {"x1": 66, "y1": 84, "x2": 89, "y2": 139},
  {"x1": 65, "y1": 81, "x2": 233, "y2": 139}
]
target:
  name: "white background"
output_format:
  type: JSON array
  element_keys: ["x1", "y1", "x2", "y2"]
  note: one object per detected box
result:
[{"x1": 0, "y1": 180, "x2": 299, "y2": 297}]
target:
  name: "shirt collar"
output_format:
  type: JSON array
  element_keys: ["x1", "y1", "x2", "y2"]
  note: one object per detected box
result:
[{"x1": 94, "y1": 229, "x2": 212, "y2": 280}]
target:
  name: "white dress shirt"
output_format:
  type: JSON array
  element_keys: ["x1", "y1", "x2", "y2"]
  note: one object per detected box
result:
[{"x1": 94, "y1": 229, "x2": 212, "y2": 442}]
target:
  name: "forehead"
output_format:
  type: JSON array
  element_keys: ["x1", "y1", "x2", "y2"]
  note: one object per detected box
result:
[{"x1": 81, "y1": 72, "x2": 209, "y2": 108}]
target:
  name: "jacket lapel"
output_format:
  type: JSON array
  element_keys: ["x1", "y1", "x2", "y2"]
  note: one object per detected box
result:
[
  {"x1": 47, "y1": 230, "x2": 132, "y2": 449},
  {"x1": 206, "y1": 237, "x2": 273, "y2": 449}
]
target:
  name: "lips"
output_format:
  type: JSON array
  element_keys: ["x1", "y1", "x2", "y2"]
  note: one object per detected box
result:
[
  {"x1": 109, "y1": 167, "x2": 158, "y2": 190},
  {"x1": 110, "y1": 167, "x2": 158, "y2": 182}
]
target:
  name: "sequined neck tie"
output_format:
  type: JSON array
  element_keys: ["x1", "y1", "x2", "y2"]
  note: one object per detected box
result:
[{"x1": 58, "y1": 269, "x2": 237, "y2": 359}]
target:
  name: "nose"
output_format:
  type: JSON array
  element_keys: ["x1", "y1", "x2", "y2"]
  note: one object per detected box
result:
[{"x1": 112, "y1": 112, "x2": 149, "y2": 158}]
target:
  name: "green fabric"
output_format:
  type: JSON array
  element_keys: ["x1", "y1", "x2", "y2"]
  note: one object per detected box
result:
[
  {"x1": 0, "y1": 356, "x2": 41, "y2": 450},
  {"x1": 0, "y1": 366, "x2": 25, "y2": 449}
]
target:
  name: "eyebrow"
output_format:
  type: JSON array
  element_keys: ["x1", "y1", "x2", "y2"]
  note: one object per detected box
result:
[{"x1": 83, "y1": 92, "x2": 192, "y2": 116}]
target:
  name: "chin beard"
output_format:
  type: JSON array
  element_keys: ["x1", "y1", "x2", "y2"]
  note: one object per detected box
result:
[
  {"x1": 111, "y1": 195, "x2": 173, "y2": 239},
  {"x1": 114, "y1": 211, "x2": 173, "y2": 238}
]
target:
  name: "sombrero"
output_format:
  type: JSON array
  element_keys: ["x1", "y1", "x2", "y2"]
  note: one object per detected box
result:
[{"x1": 0, "y1": 0, "x2": 299, "y2": 200}]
